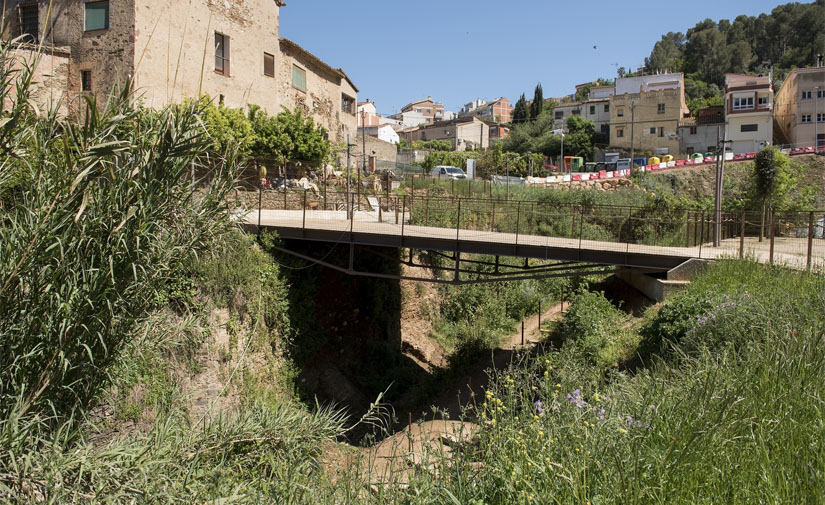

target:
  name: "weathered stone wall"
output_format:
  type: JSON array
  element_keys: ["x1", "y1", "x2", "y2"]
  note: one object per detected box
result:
[
  {"x1": 277, "y1": 40, "x2": 358, "y2": 145},
  {"x1": 3, "y1": 45, "x2": 71, "y2": 118},
  {"x1": 355, "y1": 135, "x2": 398, "y2": 165},
  {"x1": 5, "y1": 0, "x2": 137, "y2": 117},
  {"x1": 133, "y1": 0, "x2": 281, "y2": 113}
]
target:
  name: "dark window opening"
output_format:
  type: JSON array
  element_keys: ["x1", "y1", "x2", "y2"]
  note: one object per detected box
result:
[
  {"x1": 342, "y1": 94, "x2": 355, "y2": 114},
  {"x1": 81, "y1": 70, "x2": 92, "y2": 92},
  {"x1": 19, "y1": 4, "x2": 39, "y2": 42},
  {"x1": 740, "y1": 124, "x2": 758, "y2": 132},
  {"x1": 263, "y1": 52, "x2": 275, "y2": 77},
  {"x1": 215, "y1": 32, "x2": 230, "y2": 76}
]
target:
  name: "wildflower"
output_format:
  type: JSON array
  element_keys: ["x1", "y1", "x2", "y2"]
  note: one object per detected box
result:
[
  {"x1": 626, "y1": 415, "x2": 634, "y2": 426},
  {"x1": 534, "y1": 400, "x2": 545, "y2": 416},
  {"x1": 618, "y1": 428, "x2": 628, "y2": 434},
  {"x1": 593, "y1": 392, "x2": 601, "y2": 402},
  {"x1": 597, "y1": 409, "x2": 605, "y2": 419}
]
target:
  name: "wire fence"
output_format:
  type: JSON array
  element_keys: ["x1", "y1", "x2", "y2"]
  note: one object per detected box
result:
[{"x1": 245, "y1": 187, "x2": 825, "y2": 271}]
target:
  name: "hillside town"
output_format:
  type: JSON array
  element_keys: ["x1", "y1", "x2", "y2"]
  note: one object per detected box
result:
[{"x1": 2, "y1": 0, "x2": 825, "y2": 503}]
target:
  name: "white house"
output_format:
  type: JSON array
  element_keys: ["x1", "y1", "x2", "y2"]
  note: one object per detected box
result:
[{"x1": 359, "y1": 124, "x2": 400, "y2": 145}]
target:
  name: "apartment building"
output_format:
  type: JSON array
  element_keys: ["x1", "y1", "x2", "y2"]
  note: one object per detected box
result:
[
  {"x1": 400, "y1": 96, "x2": 445, "y2": 123},
  {"x1": 774, "y1": 65, "x2": 825, "y2": 149},
  {"x1": 552, "y1": 85, "x2": 614, "y2": 136},
  {"x1": 460, "y1": 97, "x2": 513, "y2": 124},
  {"x1": 358, "y1": 124, "x2": 400, "y2": 145},
  {"x1": 3, "y1": 0, "x2": 358, "y2": 142},
  {"x1": 408, "y1": 117, "x2": 489, "y2": 151},
  {"x1": 724, "y1": 73, "x2": 773, "y2": 154},
  {"x1": 609, "y1": 73, "x2": 689, "y2": 154}
]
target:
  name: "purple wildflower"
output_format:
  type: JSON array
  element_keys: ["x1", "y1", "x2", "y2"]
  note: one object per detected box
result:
[{"x1": 534, "y1": 400, "x2": 545, "y2": 416}]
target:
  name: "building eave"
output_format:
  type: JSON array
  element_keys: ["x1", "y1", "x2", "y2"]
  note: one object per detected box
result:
[{"x1": 279, "y1": 37, "x2": 356, "y2": 92}]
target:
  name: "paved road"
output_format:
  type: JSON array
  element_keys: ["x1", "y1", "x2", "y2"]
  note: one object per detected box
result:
[{"x1": 244, "y1": 209, "x2": 824, "y2": 271}]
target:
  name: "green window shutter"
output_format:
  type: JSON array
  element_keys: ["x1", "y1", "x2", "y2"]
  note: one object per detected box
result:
[
  {"x1": 292, "y1": 65, "x2": 306, "y2": 92},
  {"x1": 85, "y1": 2, "x2": 109, "y2": 31}
]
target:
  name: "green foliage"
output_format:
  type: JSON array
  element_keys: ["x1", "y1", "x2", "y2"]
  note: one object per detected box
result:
[
  {"x1": 552, "y1": 288, "x2": 636, "y2": 367},
  {"x1": 400, "y1": 139, "x2": 452, "y2": 151},
  {"x1": 512, "y1": 93, "x2": 529, "y2": 124},
  {"x1": 197, "y1": 97, "x2": 330, "y2": 164},
  {"x1": 0, "y1": 48, "x2": 236, "y2": 419},
  {"x1": 529, "y1": 84, "x2": 543, "y2": 120},
  {"x1": 753, "y1": 145, "x2": 792, "y2": 209}
]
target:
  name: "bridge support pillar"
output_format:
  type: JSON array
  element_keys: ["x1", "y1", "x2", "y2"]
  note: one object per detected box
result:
[{"x1": 617, "y1": 259, "x2": 709, "y2": 302}]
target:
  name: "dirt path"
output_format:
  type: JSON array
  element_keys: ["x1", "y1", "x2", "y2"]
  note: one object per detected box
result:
[{"x1": 502, "y1": 302, "x2": 563, "y2": 349}]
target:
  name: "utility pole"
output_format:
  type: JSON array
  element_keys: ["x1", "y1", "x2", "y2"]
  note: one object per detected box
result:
[
  {"x1": 346, "y1": 134, "x2": 353, "y2": 216},
  {"x1": 361, "y1": 110, "x2": 367, "y2": 176},
  {"x1": 629, "y1": 102, "x2": 636, "y2": 169},
  {"x1": 715, "y1": 128, "x2": 731, "y2": 247},
  {"x1": 816, "y1": 85, "x2": 820, "y2": 152}
]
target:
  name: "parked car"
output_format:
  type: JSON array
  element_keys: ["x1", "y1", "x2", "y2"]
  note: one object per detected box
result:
[{"x1": 431, "y1": 165, "x2": 468, "y2": 179}]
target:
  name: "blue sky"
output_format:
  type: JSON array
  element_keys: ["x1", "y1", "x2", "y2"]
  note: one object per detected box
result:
[{"x1": 280, "y1": 0, "x2": 800, "y2": 115}]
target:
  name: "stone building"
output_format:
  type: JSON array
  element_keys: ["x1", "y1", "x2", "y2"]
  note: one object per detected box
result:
[
  {"x1": 2, "y1": 0, "x2": 358, "y2": 143},
  {"x1": 609, "y1": 73, "x2": 689, "y2": 154}
]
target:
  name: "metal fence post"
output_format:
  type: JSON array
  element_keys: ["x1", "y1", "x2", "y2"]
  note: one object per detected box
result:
[
  {"x1": 425, "y1": 191, "x2": 430, "y2": 226},
  {"x1": 685, "y1": 210, "x2": 690, "y2": 247},
  {"x1": 740, "y1": 211, "x2": 746, "y2": 259},
  {"x1": 379, "y1": 196, "x2": 383, "y2": 223},
  {"x1": 257, "y1": 182, "x2": 262, "y2": 232},
  {"x1": 401, "y1": 195, "x2": 407, "y2": 237},
  {"x1": 807, "y1": 211, "x2": 814, "y2": 271},
  {"x1": 302, "y1": 189, "x2": 307, "y2": 229},
  {"x1": 578, "y1": 205, "x2": 585, "y2": 249},
  {"x1": 456, "y1": 198, "x2": 461, "y2": 242},
  {"x1": 515, "y1": 201, "x2": 521, "y2": 244},
  {"x1": 769, "y1": 208, "x2": 775, "y2": 265}
]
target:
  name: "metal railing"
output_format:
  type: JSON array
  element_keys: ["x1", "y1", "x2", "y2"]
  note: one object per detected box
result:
[{"x1": 249, "y1": 187, "x2": 825, "y2": 271}]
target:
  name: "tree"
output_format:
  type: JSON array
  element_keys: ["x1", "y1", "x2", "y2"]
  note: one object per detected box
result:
[
  {"x1": 512, "y1": 94, "x2": 529, "y2": 124},
  {"x1": 274, "y1": 108, "x2": 330, "y2": 164},
  {"x1": 530, "y1": 84, "x2": 544, "y2": 120},
  {"x1": 753, "y1": 146, "x2": 792, "y2": 210},
  {"x1": 645, "y1": 32, "x2": 686, "y2": 73}
]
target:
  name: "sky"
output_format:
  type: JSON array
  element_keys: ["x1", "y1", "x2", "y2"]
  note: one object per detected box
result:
[{"x1": 280, "y1": 0, "x2": 804, "y2": 115}]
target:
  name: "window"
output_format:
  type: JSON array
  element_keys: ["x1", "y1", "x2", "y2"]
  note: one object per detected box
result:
[
  {"x1": 342, "y1": 94, "x2": 355, "y2": 115},
  {"x1": 554, "y1": 111, "x2": 563, "y2": 119},
  {"x1": 291, "y1": 64, "x2": 306, "y2": 91},
  {"x1": 690, "y1": 126, "x2": 697, "y2": 135},
  {"x1": 81, "y1": 70, "x2": 92, "y2": 92},
  {"x1": 589, "y1": 105, "x2": 596, "y2": 115},
  {"x1": 802, "y1": 114, "x2": 812, "y2": 123},
  {"x1": 733, "y1": 97, "x2": 754, "y2": 110},
  {"x1": 802, "y1": 91, "x2": 812, "y2": 100},
  {"x1": 818, "y1": 90, "x2": 825, "y2": 99},
  {"x1": 426, "y1": 109, "x2": 431, "y2": 114},
  {"x1": 657, "y1": 103, "x2": 665, "y2": 114},
  {"x1": 687, "y1": 147, "x2": 695, "y2": 155},
  {"x1": 658, "y1": 127, "x2": 664, "y2": 137},
  {"x1": 84, "y1": 1, "x2": 109, "y2": 31},
  {"x1": 263, "y1": 52, "x2": 275, "y2": 77},
  {"x1": 416, "y1": 108, "x2": 421, "y2": 113},
  {"x1": 818, "y1": 114, "x2": 825, "y2": 123},
  {"x1": 616, "y1": 128, "x2": 624, "y2": 138},
  {"x1": 604, "y1": 104, "x2": 609, "y2": 113},
  {"x1": 572, "y1": 109, "x2": 581, "y2": 116},
  {"x1": 617, "y1": 108, "x2": 624, "y2": 117},
  {"x1": 19, "y1": 4, "x2": 39, "y2": 42},
  {"x1": 215, "y1": 33, "x2": 230, "y2": 76},
  {"x1": 740, "y1": 124, "x2": 758, "y2": 132},
  {"x1": 649, "y1": 127, "x2": 656, "y2": 134},
  {"x1": 758, "y1": 96, "x2": 768, "y2": 106}
]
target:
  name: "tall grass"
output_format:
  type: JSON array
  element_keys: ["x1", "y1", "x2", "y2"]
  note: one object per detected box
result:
[{"x1": 0, "y1": 42, "x2": 236, "y2": 417}]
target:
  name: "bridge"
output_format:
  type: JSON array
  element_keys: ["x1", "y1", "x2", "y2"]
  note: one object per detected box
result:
[{"x1": 242, "y1": 193, "x2": 825, "y2": 289}]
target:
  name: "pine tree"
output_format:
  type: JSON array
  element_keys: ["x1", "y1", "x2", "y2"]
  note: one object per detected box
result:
[
  {"x1": 512, "y1": 93, "x2": 529, "y2": 124},
  {"x1": 530, "y1": 84, "x2": 544, "y2": 120}
]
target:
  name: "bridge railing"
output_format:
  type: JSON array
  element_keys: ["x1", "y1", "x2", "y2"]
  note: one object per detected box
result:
[{"x1": 252, "y1": 189, "x2": 825, "y2": 270}]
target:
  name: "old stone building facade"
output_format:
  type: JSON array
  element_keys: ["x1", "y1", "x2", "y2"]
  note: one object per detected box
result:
[
  {"x1": 3, "y1": 0, "x2": 357, "y2": 143},
  {"x1": 609, "y1": 73, "x2": 689, "y2": 154}
]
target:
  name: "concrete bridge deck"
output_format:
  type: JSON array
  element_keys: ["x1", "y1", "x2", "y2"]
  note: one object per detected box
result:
[{"x1": 243, "y1": 209, "x2": 825, "y2": 272}]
